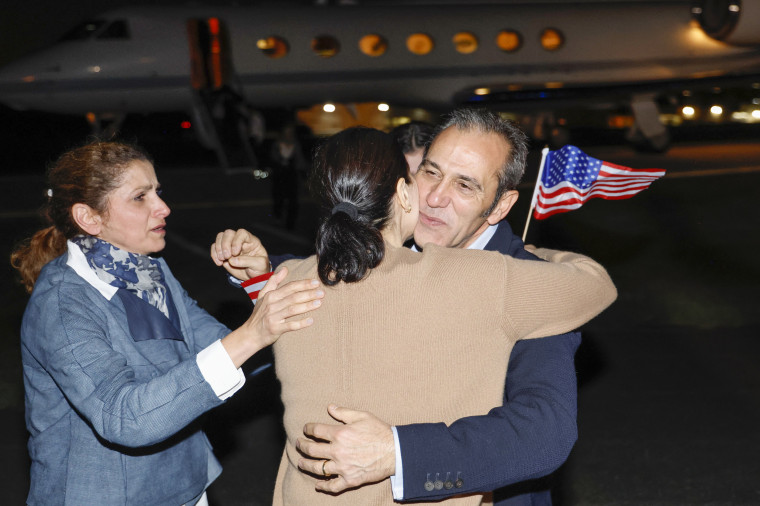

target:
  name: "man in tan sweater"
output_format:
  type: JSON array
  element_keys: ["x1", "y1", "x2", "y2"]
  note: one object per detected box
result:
[{"x1": 294, "y1": 109, "x2": 587, "y2": 505}]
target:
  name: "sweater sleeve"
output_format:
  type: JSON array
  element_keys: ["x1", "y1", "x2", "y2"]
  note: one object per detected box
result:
[{"x1": 501, "y1": 249, "x2": 616, "y2": 340}]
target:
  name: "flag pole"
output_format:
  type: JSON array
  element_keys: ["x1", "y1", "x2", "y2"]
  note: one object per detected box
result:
[{"x1": 522, "y1": 146, "x2": 549, "y2": 243}]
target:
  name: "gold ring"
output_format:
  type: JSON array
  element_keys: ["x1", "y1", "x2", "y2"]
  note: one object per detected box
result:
[{"x1": 322, "y1": 460, "x2": 329, "y2": 476}]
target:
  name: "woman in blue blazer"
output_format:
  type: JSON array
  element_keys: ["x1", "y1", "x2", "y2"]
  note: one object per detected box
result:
[{"x1": 11, "y1": 141, "x2": 323, "y2": 505}]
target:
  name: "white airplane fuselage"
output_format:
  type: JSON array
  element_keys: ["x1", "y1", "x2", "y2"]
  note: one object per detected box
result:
[{"x1": 2, "y1": 2, "x2": 760, "y2": 116}]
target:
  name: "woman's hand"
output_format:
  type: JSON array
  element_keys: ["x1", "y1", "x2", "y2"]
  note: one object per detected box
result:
[
  {"x1": 222, "y1": 267, "x2": 324, "y2": 367},
  {"x1": 210, "y1": 228, "x2": 271, "y2": 280}
]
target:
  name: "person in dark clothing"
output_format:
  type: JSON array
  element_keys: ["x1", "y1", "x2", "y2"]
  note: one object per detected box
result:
[
  {"x1": 268, "y1": 124, "x2": 307, "y2": 230},
  {"x1": 391, "y1": 120, "x2": 435, "y2": 174}
]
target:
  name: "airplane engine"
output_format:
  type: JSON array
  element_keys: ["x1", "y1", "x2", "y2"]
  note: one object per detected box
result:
[{"x1": 694, "y1": 0, "x2": 760, "y2": 46}]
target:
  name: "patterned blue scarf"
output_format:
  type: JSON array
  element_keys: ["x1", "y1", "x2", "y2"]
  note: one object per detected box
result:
[{"x1": 72, "y1": 235, "x2": 170, "y2": 318}]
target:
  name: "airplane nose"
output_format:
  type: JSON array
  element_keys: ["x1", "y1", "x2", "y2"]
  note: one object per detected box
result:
[
  {"x1": 0, "y1": 51, "x2": 65, "y2": 110},
  {"x1": 0, "y1": 50, "x2": 64, "y2": 84}
]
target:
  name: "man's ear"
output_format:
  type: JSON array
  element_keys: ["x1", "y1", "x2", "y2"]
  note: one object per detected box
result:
[
  {"x1": 486, "y1": 190, "x2": 519, "y2": 225},
  {"x1": 71, "y1": 203, "x2": 103, "y2": 235}
]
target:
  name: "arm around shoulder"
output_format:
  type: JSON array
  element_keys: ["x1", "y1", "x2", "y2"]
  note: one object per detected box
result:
[
  {"x1": 394, "y1": 332, "x2": 581, "y2": 501},
  {"x1": 505, "y1": 247, "x2": 617, "y2": 340}
]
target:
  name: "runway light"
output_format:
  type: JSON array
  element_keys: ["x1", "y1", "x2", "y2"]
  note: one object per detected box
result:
[
  {"x1": 474, "y1": 87, "x2": 490, "y2": 95},
  {"x1": 323, "y1": 103, "x2": 336, "y2": 113},
  {"x1": 710, "y1": 105, "x2": 723, "y2": 115},
  {"x1": 753, "y1": 110, "x2": 760, "y2": 119},
  {"x1": 682, "y1": 106, "x2": 696, "y2": 118},
  {"x1": 378, "y1": 103, "x2": 390, "y2": 112},
  {"x1": 180, "y1": 121, "x2": 191, "y2": 129},
  {"x1": 88, "y1": 66, "x2": 101, "y2": 73}
]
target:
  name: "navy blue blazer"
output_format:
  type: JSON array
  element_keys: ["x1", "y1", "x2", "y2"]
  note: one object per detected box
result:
[{"x1": 395, "y1": 221, "x2": 581, "y2": 505}]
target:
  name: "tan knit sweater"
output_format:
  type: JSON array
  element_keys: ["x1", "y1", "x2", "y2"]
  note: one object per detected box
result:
[{"x1": 272, "y1": 244, "x2": 616, "y2": 506}]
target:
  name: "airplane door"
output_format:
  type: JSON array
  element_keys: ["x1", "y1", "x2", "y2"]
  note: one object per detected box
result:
[
  {"x1": 187, "y1": 17, "x2": 235, "y2": 91},
  {"x1": 187, "y1": 18, "x2": 257, "y2": 168}
]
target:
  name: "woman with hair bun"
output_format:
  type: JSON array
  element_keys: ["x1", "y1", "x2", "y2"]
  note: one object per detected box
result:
[
  {"x1": 264, "y1": 126, "x2": 617, "y2": 505},
  {"x1": 11, "y1": 140, "x2": 323, "y2": 505}
]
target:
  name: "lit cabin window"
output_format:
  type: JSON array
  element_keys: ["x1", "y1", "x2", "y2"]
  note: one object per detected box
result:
[
  {"x1": 540, "y1": 28, "x2": 564, "y2": 51},
  {"x1": 97, "y1": 20, "x2": 130, "y2": 40},
  {"x1": 258, "y1": 36, "x2": 289, "y2": 58},
  {"x1": 496, "y1": 30, "x2": 522, "y2": 52},
  {"x1": 312, "y1": 36, "x2": 340, "y2": 58},
  {"x1": 453, "y1": 32, "x2": 478, "y2": 54},
  {"x1": 407, "y1": 33, "x2": 434, "y2": 55},
  {"x1": 59, "y1": 20, "x2": 106, "y2": 41},
  {"x1": 359, "y1": 34, "x2": 387, "y2": 57}
]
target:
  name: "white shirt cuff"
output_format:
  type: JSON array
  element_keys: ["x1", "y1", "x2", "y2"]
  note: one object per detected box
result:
[
  {"x1": 196, "y1": 339, "x2": 246, "y2": 400},
  {"x1": 390, "y1": 426, "x2": 404, "y2": 500}
]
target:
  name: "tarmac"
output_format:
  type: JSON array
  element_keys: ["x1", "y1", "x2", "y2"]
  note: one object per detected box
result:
[{"x1": 1, "y1": 134, "x2": 759, "y2": 504}]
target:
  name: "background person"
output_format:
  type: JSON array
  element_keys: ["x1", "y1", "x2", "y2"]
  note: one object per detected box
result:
[
  {"x1": 268, "y1": 123, "x2": 308, "y2": 230},
  {"x1": 390, "y1": 120, "x2": 435, "y2": 174},
  {"x1": 10, "y1": 141, "x2": 323, "y2": 505}
]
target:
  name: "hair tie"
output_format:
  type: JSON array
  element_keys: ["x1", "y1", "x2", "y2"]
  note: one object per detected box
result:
[{"x1": 331, "y1": 201, "x2": 359, "y2": 220}]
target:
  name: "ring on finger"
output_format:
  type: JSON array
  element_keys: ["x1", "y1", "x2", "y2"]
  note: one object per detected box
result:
[{"x1": 322, "y1": 459, "x2": 330, "y2": 476}]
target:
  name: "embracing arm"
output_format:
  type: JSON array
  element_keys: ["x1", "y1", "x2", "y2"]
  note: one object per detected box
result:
[
  {"x1": 295, "y1": 332, "x2": 581, "y2": 498},
  {"x1": 505, "y1": 248, "x2": 616, "y2": 339},
  {"x1": 396, "y1": 331, "x2": 580, "y2": 500}
]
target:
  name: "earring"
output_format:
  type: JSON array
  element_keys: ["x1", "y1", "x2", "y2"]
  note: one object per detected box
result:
[{"x1": 404, "y1": 205, "x2": 412, "y2": 214}]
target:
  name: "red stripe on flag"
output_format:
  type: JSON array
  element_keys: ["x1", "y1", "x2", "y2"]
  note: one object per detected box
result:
[
  {"x1": 241, "y1": 271, "x2": 273, "y2": 288},
  {"x1": 242, "y1": 271, "x2": 274, "y2": 302}
]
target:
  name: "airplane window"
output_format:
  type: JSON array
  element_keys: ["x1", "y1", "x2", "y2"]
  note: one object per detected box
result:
[
  {"x1": 97, "y1": 20, "x2": 130, "y2": 40},
  {"x1": 312, "y1": 36, "x2": 340, "y2": 58},
  {"x1": 453, "y1": 32, "x2": 478, "y2": 54},
  {"x1": 496, "y1": 30, "x2": 522, "y2": 52},
  {"x1": 407, "y1": 33, "x2": 434, "y2": 55},
  {"x1": 257, "y1": 36, "x2": 289, "y2": 58},
  {"x1": 359, "y1": 34, "x2": 387, "y2": 57},
  {"x1": 59, "y1": 20, "x2": 106, "y2": 41},
  {"x1": 540, "y1": 28, "x2": 564, "y2": 51}
]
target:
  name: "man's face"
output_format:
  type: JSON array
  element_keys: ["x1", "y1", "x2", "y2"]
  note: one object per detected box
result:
[{"x1": 413, "y1": 127, "x2": 510, "y2": 249}]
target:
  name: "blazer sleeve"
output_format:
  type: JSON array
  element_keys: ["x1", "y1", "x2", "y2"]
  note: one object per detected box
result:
[{"x1": 395, "y1": 331, "x2": 580, "y2": 500}]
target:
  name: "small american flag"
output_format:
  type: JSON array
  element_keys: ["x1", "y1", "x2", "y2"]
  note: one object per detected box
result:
[
  {"x1": 241, "y1": 271, "x2": 274, "y2": 303},
  {"x1": 533, "y1": 145, "x2": 666, "y2": 220}
]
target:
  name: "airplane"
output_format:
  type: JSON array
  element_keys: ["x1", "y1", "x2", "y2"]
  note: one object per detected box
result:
[{"x1": 1, "y1": 0, "x2": 759, "y2": 165}]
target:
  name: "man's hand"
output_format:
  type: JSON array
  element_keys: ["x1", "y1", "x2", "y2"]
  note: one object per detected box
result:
[
  {"x1": 297, "y1": 404, "x2": 396, "y2": 493},
  {"x1": 210, "y1": 228, "x2": 270, "y2": 280}
]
